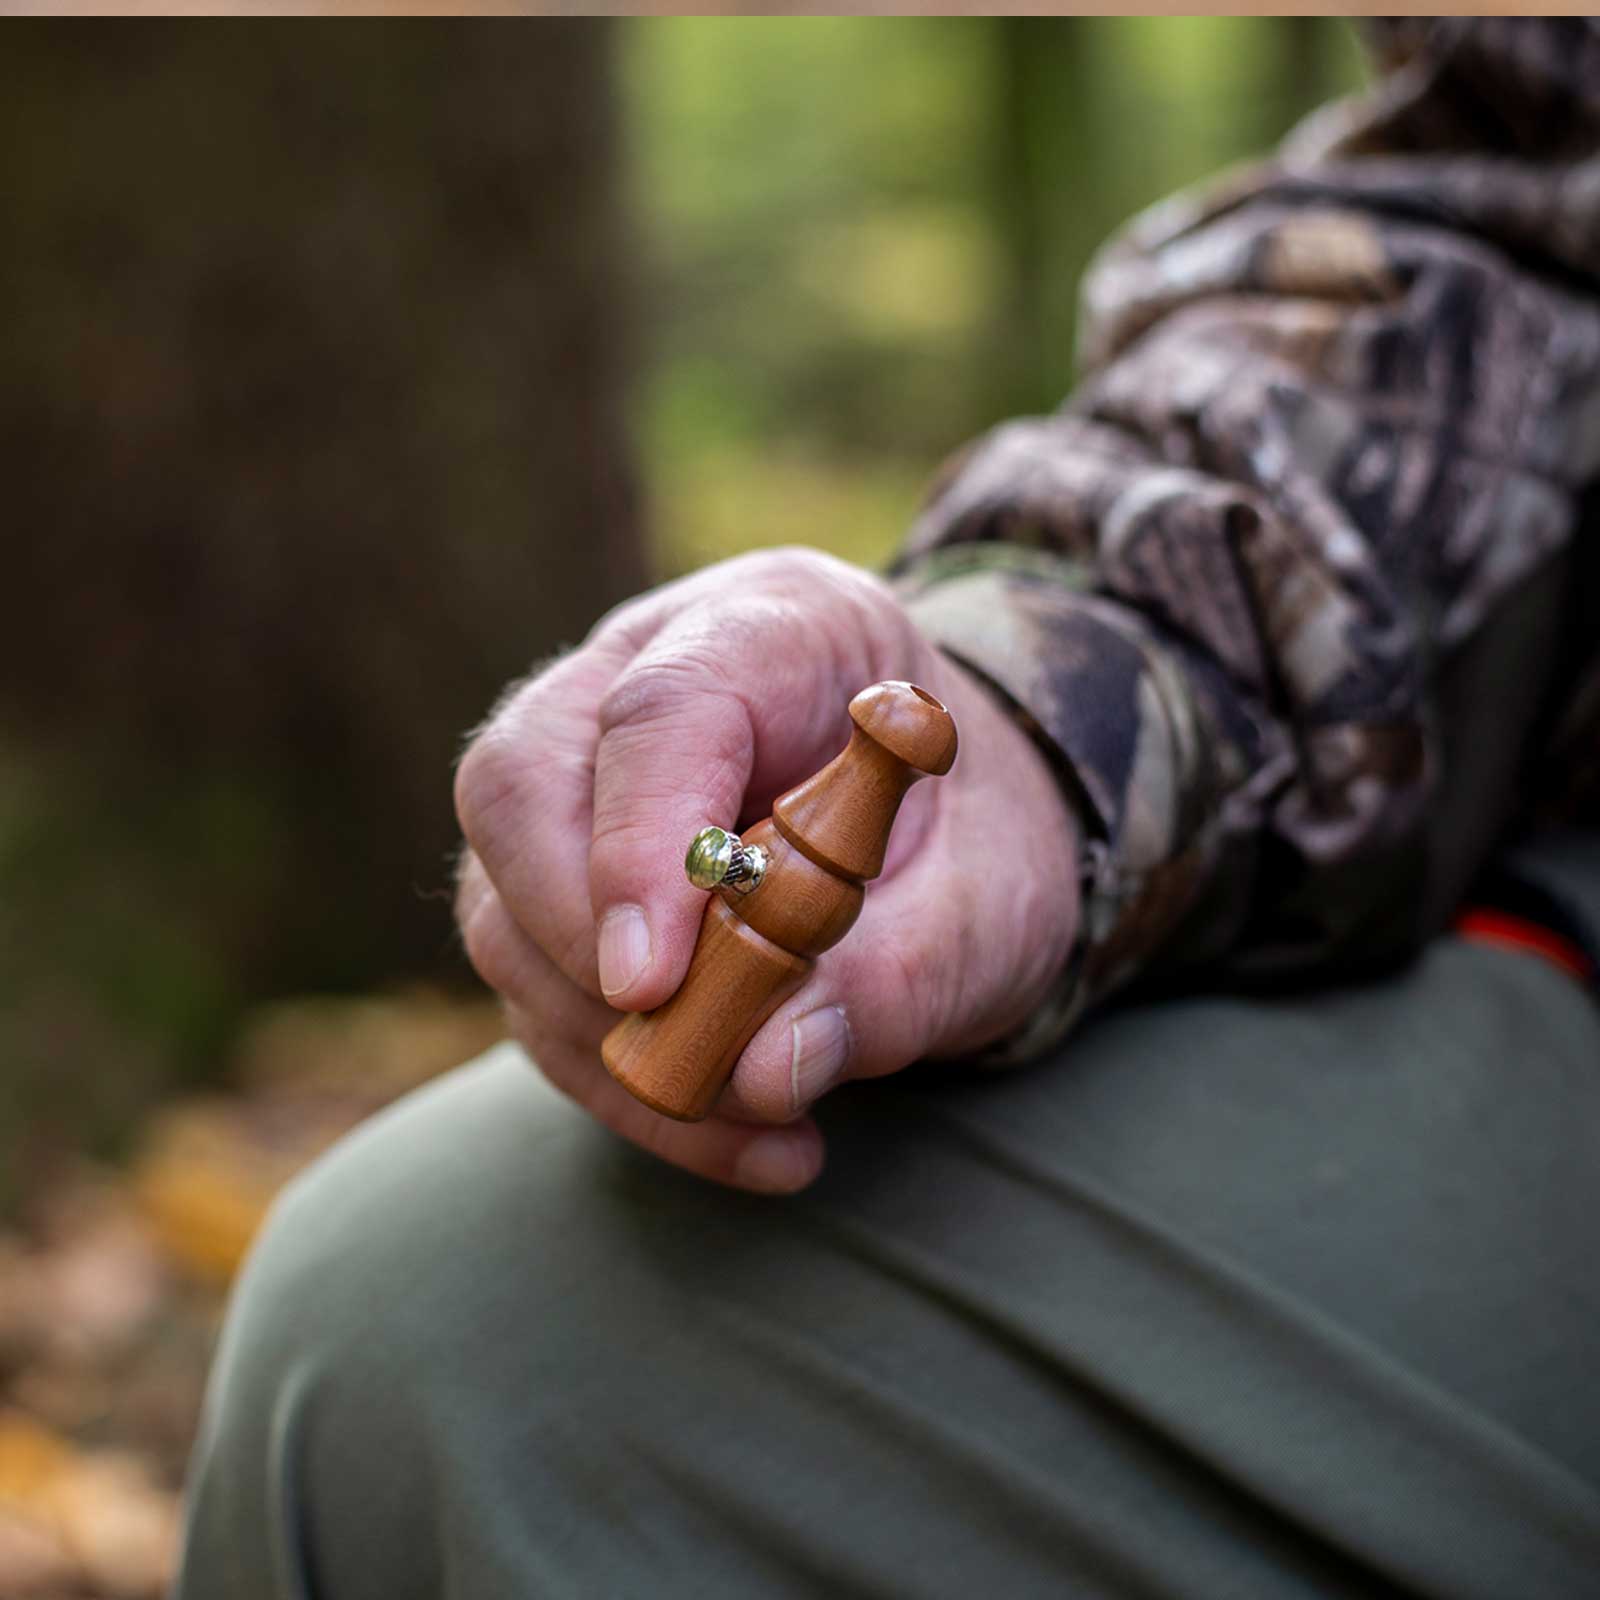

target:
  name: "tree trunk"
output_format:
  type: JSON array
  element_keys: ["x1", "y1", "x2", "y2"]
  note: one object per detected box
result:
[{"x1": 0, "y1": 23, "x2": 644, "y2": 1056}]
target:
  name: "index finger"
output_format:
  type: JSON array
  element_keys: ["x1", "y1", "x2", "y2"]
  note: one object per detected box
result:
[{"x1": 454, "y1": 636, "x2": 631, "y2": 996}]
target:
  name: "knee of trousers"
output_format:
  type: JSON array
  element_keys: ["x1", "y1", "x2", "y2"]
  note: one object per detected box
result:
[{"x1": 177, "y1": 1047, "x2": 598, "y2": 1592}]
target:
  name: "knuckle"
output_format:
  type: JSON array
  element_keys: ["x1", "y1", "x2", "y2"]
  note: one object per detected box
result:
[
  {"x1": 459, "y1": 894, "x2": 523, "y2": 998},
  {"x1": 456, "y1": 728, "x2": 591, "y2": 861},
  {"x1": 453, "y1": 730, "x2": 522, "y2": 846},
  {"x1": 747, "y1": 549, "x2": 923, "y2": 681},
  {"x1": 456, "y1": 648, "x2": 595, "y2": 838},
  {"x1": 596, "y1": 656, "x2": 715, "y2": 738},
  {"x1": 591, "y1": 660, "x2": 753, "y2": 832},
  {"x1": 742, "y1": 544, "x2": 843, "y2": 586},
  {"x1": 746, "y1": 547, "x2": 893, "y2": 621}
]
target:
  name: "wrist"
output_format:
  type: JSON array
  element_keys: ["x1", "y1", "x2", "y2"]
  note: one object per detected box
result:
[{"x1": 936, "y1": 653, "x2": 1091, "y2": 1055}]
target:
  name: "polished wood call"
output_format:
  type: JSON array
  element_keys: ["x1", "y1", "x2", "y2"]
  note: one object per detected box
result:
[{"x1": 601, "y1": 680, "x2": 958, "y2": 1121}]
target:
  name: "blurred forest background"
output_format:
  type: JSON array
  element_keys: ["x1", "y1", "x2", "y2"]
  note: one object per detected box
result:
[
  {"x1": 0, "y1": 20, "x2": 1366, "y2": 1587},
  {"x1": 0, "y1": 18, "x2": 1363, "y2": 1182}
]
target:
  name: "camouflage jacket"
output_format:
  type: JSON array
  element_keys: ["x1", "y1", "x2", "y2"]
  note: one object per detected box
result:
[{"x1": 894, "y1": 18, "x2": 1600, "y2": 1051}]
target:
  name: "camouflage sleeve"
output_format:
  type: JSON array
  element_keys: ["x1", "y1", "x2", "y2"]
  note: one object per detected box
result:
[{"x1": 894, "y1": 18, "x2": 1600, "y2": 1050}]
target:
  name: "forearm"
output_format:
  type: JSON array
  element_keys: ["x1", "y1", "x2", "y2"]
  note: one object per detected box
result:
[{"x1": 894, "y1": 18, "x2": 1600, "y2": 1039}]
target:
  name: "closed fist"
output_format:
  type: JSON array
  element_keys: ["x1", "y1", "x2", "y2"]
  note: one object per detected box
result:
[{"x1": 454, "y1": 548, "x2": 1080, "y2": 1192}]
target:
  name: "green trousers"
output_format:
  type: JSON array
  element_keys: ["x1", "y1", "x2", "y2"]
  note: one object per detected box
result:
[{"x1": 176, "y1": 835, "x2": 1600, "y2": 1599}]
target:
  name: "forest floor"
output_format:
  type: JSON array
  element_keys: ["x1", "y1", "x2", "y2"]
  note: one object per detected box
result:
[{"x1": 0, "y1": 991, "x2": 504, "y2": 1598}]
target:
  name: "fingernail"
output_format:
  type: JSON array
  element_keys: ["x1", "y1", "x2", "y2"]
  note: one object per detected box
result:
[
  {"x1": 733, "y1": 1135, "x2": 812, "y2": 1194},
  {"x1": 790, "y1": 1005, "x2": 851, "y2": 1113},
  {"x1": 597, "y1": 904, "x2": 651, "y2": 997}
]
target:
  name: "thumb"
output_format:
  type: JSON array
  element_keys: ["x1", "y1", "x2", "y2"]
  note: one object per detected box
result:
[
  {"x1": 588, "y1": 657, "x2": 755, "y2": 1011},
  {"x1": 720, "y1": 897, "x2": 951, "y2": 1123}
]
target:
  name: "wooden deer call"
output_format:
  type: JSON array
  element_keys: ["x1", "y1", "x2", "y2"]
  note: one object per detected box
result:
[{"x1": 601, "y1": 680, "x2": 957, "y2": 1121}]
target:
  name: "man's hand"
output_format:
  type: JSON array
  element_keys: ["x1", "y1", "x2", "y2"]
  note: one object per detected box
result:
[{"x1": 453, "y1": 548, "x2": 1080, "y2": 1193}]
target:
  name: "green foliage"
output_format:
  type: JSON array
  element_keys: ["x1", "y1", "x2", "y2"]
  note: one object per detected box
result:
[
  {"x1": 626, "y1": 18, "x2": 998, "y2": 572},
  {"x1": 627, "y1": 17, "x2": 1365, "y2": 576}
]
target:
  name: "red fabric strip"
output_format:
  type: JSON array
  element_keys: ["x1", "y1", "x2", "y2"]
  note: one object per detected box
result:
[{"x1": 1453, "y1": 908, "x2": 1596, "y2": 985}]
